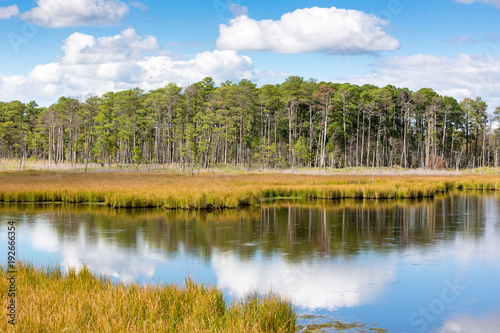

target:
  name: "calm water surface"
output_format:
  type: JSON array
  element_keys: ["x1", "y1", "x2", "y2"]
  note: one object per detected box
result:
[{"x1": 1, "y1": 193, "x2": 500, "y2": 332}]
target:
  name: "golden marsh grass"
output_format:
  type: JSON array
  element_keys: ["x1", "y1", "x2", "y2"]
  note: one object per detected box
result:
[
  {"x1": 0, "y1": 171, "x2": 499, "y2": 209},
  {"x1": 0, "y1": 262, "x2": 296, "y2": 332}
]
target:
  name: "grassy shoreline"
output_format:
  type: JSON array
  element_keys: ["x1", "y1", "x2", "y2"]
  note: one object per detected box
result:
[
  {"x1": 0, "y1": 262, "x2": 296, "y2": 332},
  {"x1": 1, "y1": 170, "x2": 500, "y2": 209}
]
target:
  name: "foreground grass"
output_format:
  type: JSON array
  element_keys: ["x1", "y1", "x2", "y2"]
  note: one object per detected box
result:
[
  {"x1": 1, "y1": 171, "x2": 500, "y2": 209},
  {"x1": 0, "y1": 262, "x2": 296, "y2": 332}
]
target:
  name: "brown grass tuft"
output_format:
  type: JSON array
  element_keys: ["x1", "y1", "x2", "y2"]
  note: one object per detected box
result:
[
  {"x1": 0, "y1": 262, "x2": 296, "y2": 332},
  {"x1": 0, "y1": 171, "x2": 499, "y2": 209}
]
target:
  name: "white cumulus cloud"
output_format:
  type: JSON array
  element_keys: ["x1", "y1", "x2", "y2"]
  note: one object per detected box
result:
[
  {"x1": 21, "y1": 0, "x2": 130, "y2": 28},
  {"x1": 61, "y1": 28, "x2": 159, "y2": 65},
  {"x1": 0, "y1": 5, "x2": 19, "y2": 19},
  {"x1": 217, "y1": 7, "x2": 400, "y2": 55},
  {"x1": 0, "y1": 29, "x2": 283, "y2": 106},
  {"x1": 29, "y1": 63, "x2": 63, "y2": 84},
  {"x1": 138, "y1": 50, "x2": 257, "y2": 90},
  {"x1": 454, "y1": 0, "x2": 500, "y2": 8},
  {"x1": 343, "y1": 53, "x2": 500, "y2": 110}
]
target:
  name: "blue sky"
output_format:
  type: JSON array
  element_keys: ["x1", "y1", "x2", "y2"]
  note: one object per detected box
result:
[{"x1": 0, "y1": 0, "x2": 499, "y2": 109}]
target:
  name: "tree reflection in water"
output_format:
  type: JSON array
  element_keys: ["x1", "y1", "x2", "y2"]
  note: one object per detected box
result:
[{"x1": 0, "y1": 192, "x2": 491, "y2": 261}]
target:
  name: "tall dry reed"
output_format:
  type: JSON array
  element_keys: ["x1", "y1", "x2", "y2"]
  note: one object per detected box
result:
[
  {"x1": 0, "y1": 262, "x2": 296, "y2": 332},
  {"x1": 0, "y1": 171, "x2": 499, "y2": 209}
]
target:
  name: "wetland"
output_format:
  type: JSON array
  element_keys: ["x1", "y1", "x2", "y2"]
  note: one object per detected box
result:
[{"x1": 1, "y1": 190, "x2": 500, "y2": 331}]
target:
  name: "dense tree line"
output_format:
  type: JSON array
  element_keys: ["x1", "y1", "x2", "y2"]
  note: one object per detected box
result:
[{"x1": 1, "y1": 76, "x2": 500, "y2": 171}]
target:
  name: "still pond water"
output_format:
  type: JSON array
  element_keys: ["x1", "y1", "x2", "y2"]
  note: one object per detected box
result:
[{"x1": 1, "y1": 193, "x2": 500, "y2": 332}]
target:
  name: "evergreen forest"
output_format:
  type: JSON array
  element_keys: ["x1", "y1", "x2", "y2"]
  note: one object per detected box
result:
[{"x1": 1, "y1": 76, "x2": 500, "y2": 171}]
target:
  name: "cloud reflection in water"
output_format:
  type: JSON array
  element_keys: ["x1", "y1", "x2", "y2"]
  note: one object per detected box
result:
[
  {"x1": 212, "y1": 250, "x2": 397, "y2": 310},
  {"x1": 439, "y1": 312, "x2": 500, "y2": 333},
  {"x1": 30, "y1": 220, "x2": 158, "y2": 282}
]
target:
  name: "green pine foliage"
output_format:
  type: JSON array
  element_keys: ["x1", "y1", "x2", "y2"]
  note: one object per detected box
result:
[{"x1": 0, "y1": 77, "x2": 498, "y2": 170}]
